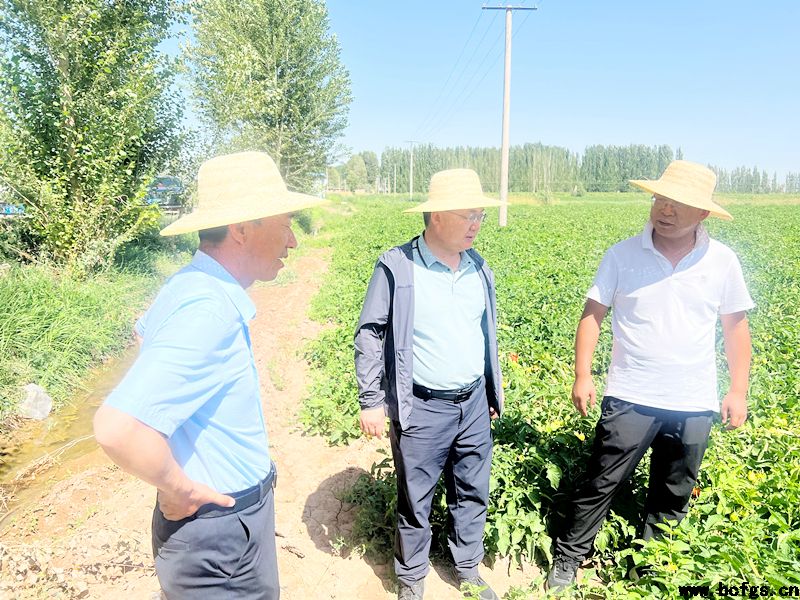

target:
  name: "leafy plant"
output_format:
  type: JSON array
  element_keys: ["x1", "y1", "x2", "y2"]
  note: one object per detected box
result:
[
  {"x1": 302, "y1": 195, "x2": 800, "y2": 596},
  {"x1": 0, "y1": 0, "x2": 186, "y2": 271}
]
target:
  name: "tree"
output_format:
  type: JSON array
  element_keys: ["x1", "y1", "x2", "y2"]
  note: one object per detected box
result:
[
  {"x1": 326, "y1": 166, "x2": 342, "y2": 191},
  {"x1": 345, "y1": 155, "x2": 367, "y2": 192},
  {"x1": 360, "y1": 151, "x2": 379, "y2": 191},
  {"x1": 188, "y1": 0, "x2": 352, "y2": 192},
  {"x1": 0, "y1": 0, "x2": 185, "y2": 270}
]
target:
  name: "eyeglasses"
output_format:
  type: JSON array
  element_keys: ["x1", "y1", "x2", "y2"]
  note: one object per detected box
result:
[
  {"x1": 652, "y1": 195, "x2": 678, "y2": 208},
  {"x1": 448, "y1": 210, "x2": 487, "y2": 224}
]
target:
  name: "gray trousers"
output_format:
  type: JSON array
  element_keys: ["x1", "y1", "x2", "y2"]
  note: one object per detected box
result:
[
  {"x1": 152, "y1": 486, "x2": 279, "y2": 599},
  {"x1": 390, "y1": 378, "x2": 493, "y2": 585},
  {"x1": 555, "y1": 396, "x2": 713, "y2": 560}
]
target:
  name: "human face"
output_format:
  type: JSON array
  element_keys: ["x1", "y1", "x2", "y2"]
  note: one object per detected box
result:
[
  {"x1": 242, "y1": 213, "x2": 298, "y2": 284},
  {"x1": 650, "y1": 195, "x2": 709, "y2": 241},
  {"x1": 430, "y1": 208, "x2": 486, "y2": 253}
]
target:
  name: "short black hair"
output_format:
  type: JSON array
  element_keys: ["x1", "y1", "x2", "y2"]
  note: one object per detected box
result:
[
  {"x1": 198, "y1": 225, "x2": 229, "y2": 245},
  {"x1": 423, "y1": 212, "x2": 431, "y2": 227}
]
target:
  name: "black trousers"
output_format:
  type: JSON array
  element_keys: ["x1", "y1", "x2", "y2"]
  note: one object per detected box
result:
[
  {"x1": 152, "y1": 485, "x2": 279, "y2": 599},
  {"x1": 390, "y1": 378, "x2": 493, "y2": 585},
  {"x1": 555, "y1": 396, "x2": 713, "y2": 560}
]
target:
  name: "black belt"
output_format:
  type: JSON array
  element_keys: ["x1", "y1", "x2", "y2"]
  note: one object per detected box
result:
[
  {"x1": 412, "y1": 377, "x2": 482, "y2": 403},
  {"x1": 195, "y1": 462, "x2": 277, "y2": 519}
]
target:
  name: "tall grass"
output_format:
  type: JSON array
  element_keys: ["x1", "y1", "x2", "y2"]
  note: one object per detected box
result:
[{"x1": 0, "y1": 232, "x2": 194, "y2": 418}]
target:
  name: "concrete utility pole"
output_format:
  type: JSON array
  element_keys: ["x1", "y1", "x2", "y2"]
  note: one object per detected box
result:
[
  {"x1": 483, "y1": 4, "x2": 537, "y2": 226},
  {"x1": 405, "y1": 140, "x2": 418, "y2": 201}
]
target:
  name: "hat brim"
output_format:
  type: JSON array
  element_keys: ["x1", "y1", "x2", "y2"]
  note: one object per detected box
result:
[
  {"x1": 403, "y1": 196, "x2": 507, "y2": 213},
  {"x1": 629, "y1": 180, "x2": 732, "y2": 221},
  {"x1": 160, "y1": 191, "x2": 327, "y2": 236}
]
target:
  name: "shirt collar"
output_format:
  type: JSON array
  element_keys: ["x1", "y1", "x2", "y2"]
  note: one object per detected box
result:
[
  {"x1": 190, "y1": 250, "x2": 256, "y2": 321},
  {"x1": 641, "y1": 221, "x2": 710, "y2": 253},
  {"x1": 416, "y1": 233, "x2": 473, "y2": 271}
]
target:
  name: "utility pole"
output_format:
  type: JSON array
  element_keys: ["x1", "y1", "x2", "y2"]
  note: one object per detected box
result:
[
  {"x1": 483, "y1": 4, "x2": 536, "y2": 226},
  {"x1": 405, "y1": 140, "x2": 418, "y2": 201}
]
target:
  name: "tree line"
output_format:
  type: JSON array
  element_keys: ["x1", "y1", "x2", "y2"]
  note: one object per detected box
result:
[
  {"x1": 1, "y1": 0, "x2": 796, "y2": 272},
  {"x1": 333, "y1": 144, "x2": 800, "y2": 195}
]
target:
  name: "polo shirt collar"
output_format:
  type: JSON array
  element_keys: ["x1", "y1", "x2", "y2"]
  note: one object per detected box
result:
[
  {"x1": 641, "y1": 221, "x2": 710, "y2": 253},
  {"x1": 191, "y1": 250, "x2": 256, "y2": 321},
  {"x1": 417, "y1": 233, "x2": 474, "y2": 271}
]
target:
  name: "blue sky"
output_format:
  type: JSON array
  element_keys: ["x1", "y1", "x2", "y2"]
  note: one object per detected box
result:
[{"x1": 324, "y1": 0, "x2": 799, "y2": 177}]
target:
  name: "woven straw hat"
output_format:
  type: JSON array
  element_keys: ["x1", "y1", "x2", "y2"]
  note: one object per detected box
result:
[
  {"x1": 404, "y1": 168, "x2": 506, "y2": 213},
  {"x1": 630, "y1": 160, "x2": 732, "y2": 220},
  {"x1": 160, "y1": 151, "x2": 326, "y2": 236}
]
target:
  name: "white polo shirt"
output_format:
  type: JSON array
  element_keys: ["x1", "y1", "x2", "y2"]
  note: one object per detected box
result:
[{"x1": 588, "y1": 222, "x2": 754, "y2": 412}]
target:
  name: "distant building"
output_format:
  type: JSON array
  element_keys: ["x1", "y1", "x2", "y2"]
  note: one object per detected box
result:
[{"x1": 145, "y1": 176, "x2": 184, "y2": 207}]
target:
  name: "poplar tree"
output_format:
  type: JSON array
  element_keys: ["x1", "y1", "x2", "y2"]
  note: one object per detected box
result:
[
  {"x1": 188, "y1": 0, "x2": 352, "y2": 191},
  {"x1": 345, "y1": 154, "x2": 367, "y2": 192},
  {"x1": 0, "y1": 0, "x2": 184, "y2": 269}
]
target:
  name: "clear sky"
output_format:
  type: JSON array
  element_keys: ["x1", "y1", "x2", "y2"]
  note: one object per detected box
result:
[{"x1": 324, "y1": 0, "x2": 799, "y2": 177}]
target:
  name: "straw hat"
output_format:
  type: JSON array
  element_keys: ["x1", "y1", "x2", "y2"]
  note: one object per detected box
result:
[
  {"x1": 629, "y1": 160, "x2": 732, "y2": 220},
  {"x1": 404, "y1": 168, "x2": 506, "y2": 213},
  {"x1": 160, "y1": 151, "x2": 326, "y2": 236}
]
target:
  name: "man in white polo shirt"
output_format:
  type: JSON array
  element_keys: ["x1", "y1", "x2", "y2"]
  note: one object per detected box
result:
[{"x1": 547, "y1": 160, "x2": 754, "y2": 591}]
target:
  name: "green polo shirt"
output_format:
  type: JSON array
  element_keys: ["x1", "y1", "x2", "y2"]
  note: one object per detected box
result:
[{"x1": 411, "y1": 233, "x2": 487, "y2": 390}]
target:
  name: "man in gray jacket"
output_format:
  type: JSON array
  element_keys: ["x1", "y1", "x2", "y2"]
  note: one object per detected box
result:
[{"x1": 355, "y1": 169, "x2": 505, "y2": 600}]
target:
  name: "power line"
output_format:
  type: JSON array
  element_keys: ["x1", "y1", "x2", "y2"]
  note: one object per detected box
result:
[
  {"x1": 412, "y1": 11, "x2": 485, "y2": 138},
  {"x1": 420, "y1": 7, "x2": 535, "y2": 143},
  {"x1": 413, "y1": 11, "x2": 502, "y2": 140},
  {"x1": 453, "y1": 8, "x2": 536, "y2": 110}
]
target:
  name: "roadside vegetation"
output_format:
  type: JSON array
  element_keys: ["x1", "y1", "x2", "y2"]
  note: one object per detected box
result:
[
  {"x1": 0, "y1": 230, "x2": 195, "y2": 420},
  {"x1": 0, "y1": 0, "x2": 350, "y2": 422},
  {"x1": 301, "y1": 193, "x2": 800, "y2": 597}
]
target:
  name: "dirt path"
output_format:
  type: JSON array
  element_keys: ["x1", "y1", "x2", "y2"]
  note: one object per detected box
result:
[{"x1": 0, "y1": 247, "x2": 533, "y2": 599}]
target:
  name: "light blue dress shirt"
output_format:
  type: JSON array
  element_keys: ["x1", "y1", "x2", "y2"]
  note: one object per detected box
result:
[
  {"x1": 411, "y1": 234, "x2": 487, "y2": 389},
  {"x1": 105, "y1": 250, "x2": 271, "y2": 494}
]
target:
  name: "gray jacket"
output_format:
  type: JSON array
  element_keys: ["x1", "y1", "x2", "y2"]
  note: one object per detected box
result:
[{"x1": 354, "y1": 236, "x2": 503, "y2": 430}]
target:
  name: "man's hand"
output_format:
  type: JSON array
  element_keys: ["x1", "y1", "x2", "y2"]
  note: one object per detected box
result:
[
  {"x1": 572, "y1": 374, "x2": 596, "y2": 417},
  {"x1": 157, "y1": 481, "x2": 234, "y2": 521},
  {"x1": 489, "y1": 407, "x2": 499, "y2": 420},
  {"x1": 721, "y1": 390, "x2": 748, "y2": 430},
  {"x1": 360, "y1": 406, "x2": 386, "y2": 438}
]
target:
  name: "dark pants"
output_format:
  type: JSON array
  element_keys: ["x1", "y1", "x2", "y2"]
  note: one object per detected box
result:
[
  {"x1": 555, "y1": 396, "x2": 713, "y2": 560},
  {"x1": 152, "y1": 482, "x2": 279, "y2": 599},
  {"x1": 390, "y1": 378, "x2": 493, "y2": 585}
]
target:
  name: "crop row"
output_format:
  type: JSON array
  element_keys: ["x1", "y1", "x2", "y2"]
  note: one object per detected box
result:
[{"x1": 301, "y1": 195, "x2": 800, "y2": 596}]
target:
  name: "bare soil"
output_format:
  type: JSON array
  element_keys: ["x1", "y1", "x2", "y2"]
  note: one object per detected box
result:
[{"x1": 0, "y1": 248, "x2": 534, "y2": 599}]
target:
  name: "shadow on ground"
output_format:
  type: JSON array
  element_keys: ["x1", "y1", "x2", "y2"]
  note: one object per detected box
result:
[{"x1": 302, "y1": 466, "x2": 395, "y2": 594}]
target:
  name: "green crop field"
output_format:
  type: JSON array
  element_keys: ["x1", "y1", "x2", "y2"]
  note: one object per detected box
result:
[{"x1": 301, "y1": 194, "x2": 800, "y2": 597}]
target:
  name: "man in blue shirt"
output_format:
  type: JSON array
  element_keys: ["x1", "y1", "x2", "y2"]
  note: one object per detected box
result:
[
  {"x1": 355, "y1": 169, "x2": 505, "y2": 600},
  {"x1": 94, "y1": 152, "x2": 323, "y2": 599}
]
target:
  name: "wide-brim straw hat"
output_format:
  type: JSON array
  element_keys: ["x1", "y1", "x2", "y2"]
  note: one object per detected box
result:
[
  {"x1": 160, "y1": 151, "x2": 326, "y2": 236},
  {"x1": 629, "y1": 160, "x2": 732, "y2": 220},
  {"x1": 403, "y1": 168, "x2": 507, "y2": 213}
]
